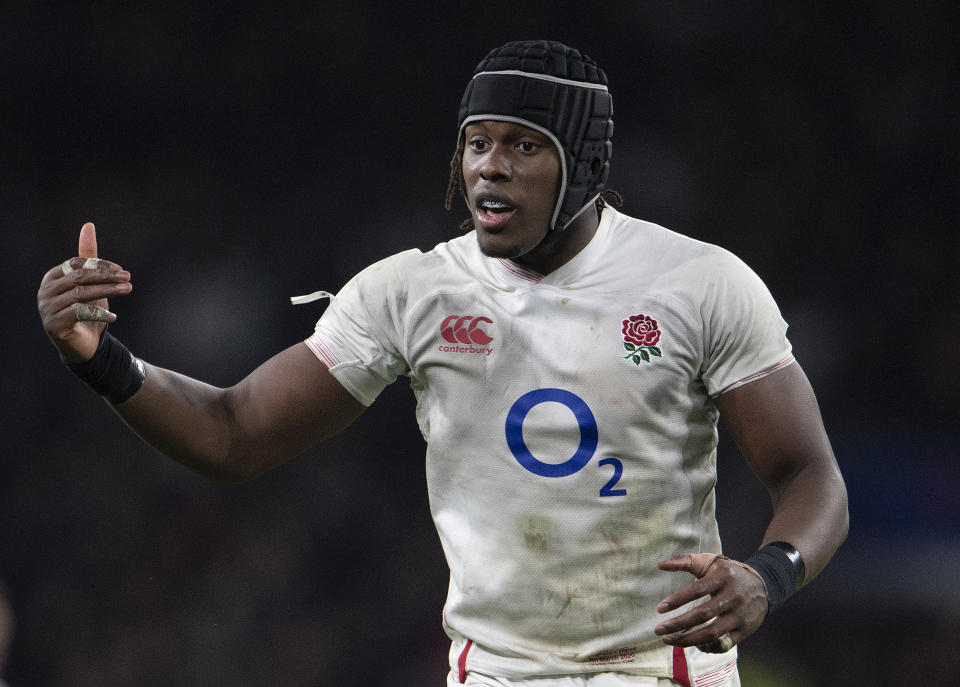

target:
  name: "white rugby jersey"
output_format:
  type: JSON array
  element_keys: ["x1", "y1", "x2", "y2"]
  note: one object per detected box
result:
[{"x1": 304, "y1": 206, "x2": 793, "y2": 680}]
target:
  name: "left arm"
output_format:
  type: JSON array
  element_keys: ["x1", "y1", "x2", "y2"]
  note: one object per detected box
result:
[
  {"x1": 716, "y1": 361, "x2": 848, "y2": 579},
  {"x1": 654, "y1": 361, "x2": 848, "y2": 650}
]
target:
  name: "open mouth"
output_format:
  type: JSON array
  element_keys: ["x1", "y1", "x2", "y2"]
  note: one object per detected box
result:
[{"x1": 476, "y1": 197, "x2": 516, "y2": 230}]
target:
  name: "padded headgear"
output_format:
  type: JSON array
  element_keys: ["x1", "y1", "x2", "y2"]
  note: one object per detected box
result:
[{"x1": 458, "y1": 40, "x2": 613, "y2": 231}]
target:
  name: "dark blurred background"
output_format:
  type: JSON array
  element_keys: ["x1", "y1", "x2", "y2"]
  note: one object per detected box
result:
[{"x1": 2, "y1": 1, "x2": 958, "y2": 685}]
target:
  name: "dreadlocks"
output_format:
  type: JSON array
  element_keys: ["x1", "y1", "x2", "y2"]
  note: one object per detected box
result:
[
  {"x1": 443, "y1": 136, "x2": 475, "y2": 232},
  {"x1": 444, "y1": 136, "x2": 465, "y2": 213}
]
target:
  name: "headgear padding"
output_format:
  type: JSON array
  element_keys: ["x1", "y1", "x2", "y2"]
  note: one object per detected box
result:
[{"x1": 458, "y1": 40, "x2": 614, "y2": 231}]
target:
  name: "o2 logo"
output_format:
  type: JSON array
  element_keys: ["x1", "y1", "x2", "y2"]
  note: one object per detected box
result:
[{"x1": 504, "y1": 388, "x2": 626, "y2": 497}]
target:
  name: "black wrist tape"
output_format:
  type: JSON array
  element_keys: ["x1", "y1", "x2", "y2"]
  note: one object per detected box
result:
[
  {"x1": 744, "y1": 541, "x2": 806, "y2": 614},
  {"x1": 66, "y1": 332, "x2": 146, "y2": 405}
]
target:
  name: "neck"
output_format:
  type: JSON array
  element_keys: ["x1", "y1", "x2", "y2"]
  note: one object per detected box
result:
[{"x1": 513, "y1": 203, "x2": 603, "y2": 276}]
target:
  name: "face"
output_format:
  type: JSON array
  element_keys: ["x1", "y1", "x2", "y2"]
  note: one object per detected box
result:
[{"x1": 461, "y1": 120, "x2": 562, "y2": 268}]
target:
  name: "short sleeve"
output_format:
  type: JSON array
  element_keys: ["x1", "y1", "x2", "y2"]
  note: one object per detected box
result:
[
  {"x1": 304, "y1": 251, "x2": 419, "y2": 406},
  {"x1": 699, "y1": 251, "x2": 794, "y2": 397}
]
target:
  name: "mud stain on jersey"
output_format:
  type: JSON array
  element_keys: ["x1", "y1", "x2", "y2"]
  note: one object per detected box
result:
[{"x1": 515, "y1": 514, "x2": 555, "y2": 553}]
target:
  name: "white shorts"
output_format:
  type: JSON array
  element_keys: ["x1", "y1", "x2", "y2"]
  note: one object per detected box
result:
[{"x1": 448, "y1": 671, "x2": 741, "y2": 687}]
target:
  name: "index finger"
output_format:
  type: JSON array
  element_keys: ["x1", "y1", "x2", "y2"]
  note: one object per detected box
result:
[
  {"x1": 41, "y1": 257, "x2": 128, "y2": 292},
  {"x1": 658, "y1": 553, "x2": 720, "y2": 578},
  {"x1": 657, "y1": 572, "x2": 720, "y2": 614},
  {"x1": 61, "y1": 256, "x2": 103, "y2": 276},
  {"x1": 58, "y1": 256, "x2": 127, "y2": 277}
]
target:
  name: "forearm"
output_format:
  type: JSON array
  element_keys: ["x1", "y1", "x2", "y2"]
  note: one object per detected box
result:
[
  {"x1": 106, "y1": 343, "x2": 366, "y2": 482},
  {"x1": 761, "y1": 459, "x2": 849, "y2": 583},
  {"x1": 110, "y1": 364, "x2": 253, "y2": 482}
]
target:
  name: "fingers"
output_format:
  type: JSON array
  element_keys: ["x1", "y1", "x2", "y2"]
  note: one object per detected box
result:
[
  {"x1": 61, "y1": 257, "x2": 101, "y2": 275},
  {"x1": 38, "y1": 227, "x2": 131, "y2": 331},
  {"x1": 38, "y1": 224, "x2": 131, "y2": 312},
  {"x1": 39, "y1": 301, "x2": 117, "y2": 339},
  {"x1": 699, "y1": 633, "x2": 735, "y2": 654},
  {"x1": 655, "y1": 592, "x2": 741, "y2": 652},
  {"x1": 40, "y1": 289, "x2": 121, "y2": 333},
  {"x1": 37, "y1": 223, "x2": 132, "y2": 363},
  {"x1": 78, "y1": 221, "x2": 98, "y2": 259},
  {"x1": 660, "y1": 621, "x2": 741, "y2": 654},
  {"x1": 656, "y1": 554, "x2": 721, "y2": 613},
  {"x1": 73, "y1": 302, "x2": 115, "y2": 323},
  {"x1": 658, "y1": 552, "x2": 721, "y2": 577},
  {"x1": 41, "y1": 277, "x2": 130, "y2": 317},
  {"x1": 40, "y1": 261, "x2": 131, "y2": 300},
  {"x1": 44, "y1": 257, "x2": 126, "y2": 286},
  {"x1": 655, "y1": 553, "x2": 769, "y2": 653},
  {"x1": 655, "y1": 574, "x2": 726, "y2": 634}
]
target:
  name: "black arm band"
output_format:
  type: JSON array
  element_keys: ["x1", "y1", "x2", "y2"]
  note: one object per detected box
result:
[
  {"x1": 744, "y1": 541, "x2": 806, "y2": 614},
  {"x1": 66, "y1": 332, "x2": 146, "y2": 405}
]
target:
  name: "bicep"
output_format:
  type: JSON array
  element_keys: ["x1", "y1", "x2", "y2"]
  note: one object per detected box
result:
[
  {"x1": 714, "y1": 362, "x2": 837, "y2": 500},
  {"x1": 224, "y1": 342, "x2": 367, "y2": 477}
]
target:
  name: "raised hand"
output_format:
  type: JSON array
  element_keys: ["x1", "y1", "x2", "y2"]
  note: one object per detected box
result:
[
  {"x1": 37, "y1": 223, "x2": 133, "y2": 363},
  {"x1": 654, "y1": 553, "x2": 768, "y2": 654}
]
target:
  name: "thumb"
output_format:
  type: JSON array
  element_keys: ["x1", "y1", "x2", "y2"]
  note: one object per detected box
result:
[
  {"x1": 78, "y1": 222, "x2": 98, "y2": 259},
  {"x1": 658, "y1": 553, "x2": 721, "y2": 578}
]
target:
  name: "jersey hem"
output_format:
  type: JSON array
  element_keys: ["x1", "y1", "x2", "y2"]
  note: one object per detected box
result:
[{"x1": 447, "y1": 632, "x2": 736, "y2": 681}]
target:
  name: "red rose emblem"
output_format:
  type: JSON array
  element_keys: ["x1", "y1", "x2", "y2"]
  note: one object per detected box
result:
[
  {"x1": 621, "y1": 313, "x2": 663, "y2": 365},
  {"x1": 622, "y1": 314, "x2": 661, "y2": 347}
]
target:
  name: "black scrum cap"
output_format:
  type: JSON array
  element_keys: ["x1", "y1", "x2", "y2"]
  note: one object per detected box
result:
[{"x1": 458, "y1": 40, "x2": 614, "y2": 231}]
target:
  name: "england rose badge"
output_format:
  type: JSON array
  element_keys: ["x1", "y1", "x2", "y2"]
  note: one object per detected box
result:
[{"x1": 621, "y1": 313, "x2": 662, "y2": 364}]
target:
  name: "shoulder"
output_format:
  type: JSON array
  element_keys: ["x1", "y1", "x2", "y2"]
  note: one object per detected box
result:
[
  {"x1": 344, "y1": 245, "x2": 439, "y2": 295},
  {"x1": 356, "y1": 230, "x2": 478, "y2": 279},
  {"x1": 354, "y1": 247, "x2": 429, "y2": 279},
  {"x1": 335, "y1": 230, "x2": 485, "y2": 315},
  {"x1": 604, "y1": 207, "x2": 761, "y2": 288}
]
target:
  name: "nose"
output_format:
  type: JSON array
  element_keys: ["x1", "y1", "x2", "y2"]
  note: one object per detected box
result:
[{"x1": 478, "y1": 144, "x2": 511, "y2": 182}]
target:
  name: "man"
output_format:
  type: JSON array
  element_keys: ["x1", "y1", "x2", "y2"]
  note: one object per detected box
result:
[{"x1": 38, "y1": 41, "x2": 847, "y2": 686}]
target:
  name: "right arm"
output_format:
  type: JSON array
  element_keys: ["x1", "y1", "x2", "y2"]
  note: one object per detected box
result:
[
  {"x1": 38, "y1": 223, "x2": 366, "y2": 482},
  {"x1": 114, "y1": 344, "x2": 366, "y2": 482}
]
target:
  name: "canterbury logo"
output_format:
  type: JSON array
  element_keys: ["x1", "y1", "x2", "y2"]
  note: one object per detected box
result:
[{"x1": 440, "y1": 315, "x2": 494, "y2": 345}]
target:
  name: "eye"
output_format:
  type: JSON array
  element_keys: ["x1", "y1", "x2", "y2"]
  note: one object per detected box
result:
[
  {"x1": 468, "y1": 138, "x2": 489, "y2": 152},
  {"x1": 517, "y1": 140, "x2": 540, "y2": 153}
]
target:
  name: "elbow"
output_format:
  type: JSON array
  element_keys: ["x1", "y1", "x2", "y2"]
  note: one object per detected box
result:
[
  {"x1": 815, "y1": 467, "x2": 850, "y2": 557},
  {"x1": 835, "y1": 476, "x2": 851, "y2": 546},
  {"x1": 169, "y1": 445, "x2": 266, "y2": 484}
]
